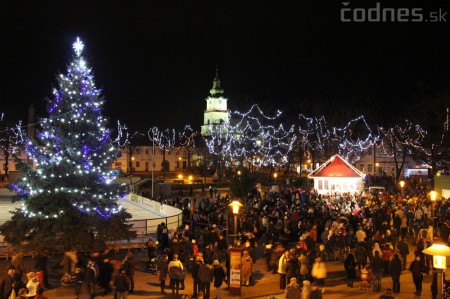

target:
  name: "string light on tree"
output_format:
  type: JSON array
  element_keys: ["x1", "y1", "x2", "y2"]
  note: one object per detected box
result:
[{"x1": 1, "y1": 37, "x2": 135, "y2": 250}]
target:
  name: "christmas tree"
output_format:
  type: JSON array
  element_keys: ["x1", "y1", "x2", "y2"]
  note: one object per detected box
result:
[{"x1": 0, "y1": 38, "x2": 135, "y2": 251}]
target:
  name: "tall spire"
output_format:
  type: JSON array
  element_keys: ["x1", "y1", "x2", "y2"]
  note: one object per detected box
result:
[{"x1": 209, "y1": 67, "x2": 224, "y2": 96}]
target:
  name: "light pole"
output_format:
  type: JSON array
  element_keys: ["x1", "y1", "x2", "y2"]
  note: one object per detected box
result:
[
  {"x1": 423, "y1": 243, "x2": 450, "y2": 299},
  {"x1": 399, "y1": 180, "x2": 405, "y2": 196},
  {"x1": 228, "y1": 200, "x2": 243, "y2": 244},
  {"x1": 273, "y1": 172, "x2": 278, "y2": 184}
]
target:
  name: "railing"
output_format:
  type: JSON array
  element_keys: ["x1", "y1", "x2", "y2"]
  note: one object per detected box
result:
[{"x1": 0, "y1": 194, "x2": 184, "y2": 257}]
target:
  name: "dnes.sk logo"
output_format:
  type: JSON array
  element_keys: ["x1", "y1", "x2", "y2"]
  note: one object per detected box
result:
[{"x1": 340, "y1": 2, "x2": 447, "y2": 23}]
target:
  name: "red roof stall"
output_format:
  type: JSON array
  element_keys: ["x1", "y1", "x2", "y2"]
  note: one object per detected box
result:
[{"x1": 308, "y1": 154, "x2": 365, "y2": 195}]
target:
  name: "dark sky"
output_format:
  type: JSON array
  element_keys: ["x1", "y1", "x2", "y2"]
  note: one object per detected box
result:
[{"x1": 1, "y1": 1, "x2": 450, "y2": 132}]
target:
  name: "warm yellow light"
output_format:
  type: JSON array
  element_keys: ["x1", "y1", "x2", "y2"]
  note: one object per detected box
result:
[
  {"x1": 430, "y1": 191, "x2": 437, "y2": 202},
  {"x1": 228, "y1": 200, "x2": 243, "y2": 215},
  {"x1": 376, "y1": 162, "x2": 379, "y2": 167},
  {"x1": 179, "y1": 157, "x2": 182, "y2": 161},
  {"x1": 178, "y1": 174, "x2": 183, "y2": 180},
  {"x1": 434, "y1": 255, "x2": 446, "y2": 269},
  {"x1": 273, "y1": 173, "x2": 278, "y2": 178},
  {"x1": 399, "y1": 180, "x2": 405, "y2": 188},
  {"x1": 422, "y1": 243, "x2": 450, "y2": 269},
  {"x1": 188, "y1": 175, "x2": 193, "y2": 181},
  {"x1": 237, "y1": 170, "x2": 241, "y2": 176},
  {"x1": 131, "y1": 157, "x2": 135, "y2": 161}
]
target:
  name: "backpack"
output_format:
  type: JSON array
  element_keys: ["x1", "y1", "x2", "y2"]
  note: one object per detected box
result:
[{"x1": 169, "y1": 263, "x2": 183, "y2": 280}]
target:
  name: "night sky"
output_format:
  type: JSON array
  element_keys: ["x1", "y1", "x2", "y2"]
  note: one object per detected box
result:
[{"x1": 1, "y1": 1, "x2": 449, "y2": 131}]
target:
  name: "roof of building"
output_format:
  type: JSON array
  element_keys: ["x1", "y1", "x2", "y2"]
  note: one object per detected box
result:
[{"x1": 308, "y1": 154, "x2": 365, "y2": 178}]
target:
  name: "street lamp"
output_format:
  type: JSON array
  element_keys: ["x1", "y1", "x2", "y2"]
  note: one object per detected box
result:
[
  {"x1": 399, "y1": 180, "x2": 405, "y2": 196},
  {"x1": 228, "y1": 200, "x2": 243, "y2": 244},
  {"x1": 423, "y1": 243, "x2": 450, "y2": 299},
  {"x1": 273, "y1": 172, "x2": 278, "y2": 184},
  {"x1": 375, "y1": 162, "x2": 379, "y2": 175}
]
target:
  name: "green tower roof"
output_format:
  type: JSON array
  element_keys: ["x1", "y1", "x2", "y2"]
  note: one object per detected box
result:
[{"x1": 209, "y1": 68, "x2": 224, "y2": 96}]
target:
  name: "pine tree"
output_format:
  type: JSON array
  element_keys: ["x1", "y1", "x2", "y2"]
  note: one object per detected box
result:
[{"x1": 0, "y1": 38, "x2": 135, "y2": 251}]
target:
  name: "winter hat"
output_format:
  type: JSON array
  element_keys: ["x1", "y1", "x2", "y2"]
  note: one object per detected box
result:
[{"x1": 213, "y1": 260, "x2": 220, "y2": 266}]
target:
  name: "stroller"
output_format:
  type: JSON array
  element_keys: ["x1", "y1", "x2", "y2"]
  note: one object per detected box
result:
[
  {"x1": 359, "y1": 264, "x2": 373, "y2": 290},
  {"x1": 145, "y1": 255, "x2": 161, "y2": 275}
]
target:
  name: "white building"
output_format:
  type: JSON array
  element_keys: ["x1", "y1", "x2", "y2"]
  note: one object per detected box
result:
[
  {"x1": 308, "y1": 154, "x2": 365, "y2": 195},
  {"x1": 200, "y1": 69, "x2": 229, "y2": 137}
]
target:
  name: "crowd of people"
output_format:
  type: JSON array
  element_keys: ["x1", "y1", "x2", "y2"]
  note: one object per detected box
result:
[
  {"x1": 150, "y1": 176, "x2": 449, "y2": 298},
  {"x1": 1, "y1": 175, "x2": 449, "y2": 299}
]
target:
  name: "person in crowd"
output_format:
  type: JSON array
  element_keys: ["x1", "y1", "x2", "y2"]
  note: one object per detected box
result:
[
  {"x1": 410, "y1": 255, "x2": 425, "y2": 296},
  {"x1": 34, "y1": 249, "x2": 50, "y2": 289},
  {"x1": 123, "y1": 253, "x2": 135, "y2": 294},
  {"x1": 311, "y1": 257, "x2": 327, "y2": 293},
  {"x1": 389, "y1": 253, "x2": 402, "y2": 293},
  {"x1": 158, "y1": 254, "x2": 169, "y2": 295},
  {"x1": 12, "y1": 273, "x2": 27, "y2": 298},
  {"x1": 277, "y1": 250, "x2": 289, "y2": 290},
  {"x1": 382, "y1": 244, "x2": 393, "y2": 275},
  {"x1": 98, "y1": 257, "x2": 113, "y2": 295},
  {"x1": 73, "y1": 267, "x2": 84, "y2": 299},
  {"x1": 85, "y1": 258, "x2": 99, "y2": 299},
  {"x1": 284, "y1": 277, "x2": 301, "y2": 299},
  {"x1": 25, "y1": 271, "x2": 40, "y2": 299},
  {"x1": 397, "y1": 236, "x2": 409, "y2": 270},
  {"x1": 113, "y1": 268, "x2": 130, "y2": 299},
  {"x1": 241, "y1": 251, "x2": 253, "y2": 287},
  {"x1": 371, "y1": 250, "x2": 383, "y2": 292},
  {"x1": 301, "y1": 279, "x2": 311, "y2": 299},
  {"x1": 344, "y1": 252, "x2": 357, "y2": 288},
  {"x1": 17, "y1": 288, "x2": 28, "y2": 299},
  {"x1": 1, "y1": 266, "x2": 16, "y2": 299},
  {"x1": 354, "y1": 243, "x2": 368, "y2": 271},
  {"x1": 212, "y1": 260, "x2": 225, "y2": 299},
  {"x1": 168, "y1": 253, "x2": 184, "y2": 295},
  {"x1": 191, "y1": 254, "x2": 203, "y2": 298},
  {"x1": 11, "y1": 253, "x2": 27, "y2": 280},
  {"x1": 298, "y1": 250, "x2": 310, "y2": 284},
  {"x1": 198, "y1": 259, "x2": 213, "y2": 299},
  {"x1": 286, "y1": 249, "x2": 299, "y2": 285}
]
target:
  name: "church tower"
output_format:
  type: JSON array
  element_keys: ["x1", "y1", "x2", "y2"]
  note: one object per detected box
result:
[{"x1": 201, "y1": 69, "x2": 229, "y2": 137}]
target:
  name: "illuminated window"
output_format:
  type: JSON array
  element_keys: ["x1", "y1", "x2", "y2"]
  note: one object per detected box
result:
[{"x1": 318, "y1": 180, "x2": 323, "y2": 190}]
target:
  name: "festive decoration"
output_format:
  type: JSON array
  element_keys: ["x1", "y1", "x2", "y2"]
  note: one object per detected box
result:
[
  {"x1": 204, "y1": 104, "x2": 296, "y2": 172},
  {"x1": 0, "y1": 37, "x2": 135, "y2": 250}
]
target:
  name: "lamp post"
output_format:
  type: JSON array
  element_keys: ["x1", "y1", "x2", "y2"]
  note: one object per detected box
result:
[
  {"x1": 423, "y1": 243, "x2": 450, "y2": 299},
  {"x1": 273, "y1": 172, "x2": 278, "y2": 184},
  {"x1": 399, "y1": 180, "x2": 405, "y2": 196},
  {"x1": 228, "y1": 200, "x2": 243, "y2": 244}
]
